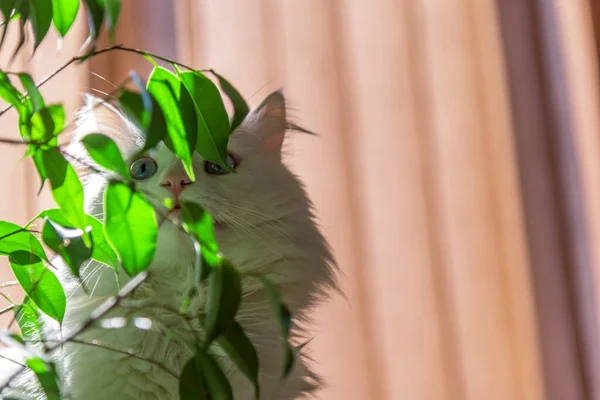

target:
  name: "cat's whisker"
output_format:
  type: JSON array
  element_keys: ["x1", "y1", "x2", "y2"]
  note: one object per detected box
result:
[
  {"x1": 89, "y1": 88, "x2": 118, "y2": 102},
  {"x1": 211, "y1": 200, "x2": 302, "y2": 243},
  {"x1": 67, "y1": 259, "x2": 96, "y2": 299}
]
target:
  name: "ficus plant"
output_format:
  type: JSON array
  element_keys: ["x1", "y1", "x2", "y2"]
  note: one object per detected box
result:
[{"x1": 0, "y1": 1, "x2": 294, "y2": 399}]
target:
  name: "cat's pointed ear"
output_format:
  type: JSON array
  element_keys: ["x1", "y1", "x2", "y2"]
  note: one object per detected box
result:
[{"x1": 243, "y1": 89, "x2": 287, "y2": 153}]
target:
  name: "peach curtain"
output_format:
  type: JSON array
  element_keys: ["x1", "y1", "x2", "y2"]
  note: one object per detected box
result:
[{"x1": 1, "y1": 1, "x2": 600, "y2": 399}]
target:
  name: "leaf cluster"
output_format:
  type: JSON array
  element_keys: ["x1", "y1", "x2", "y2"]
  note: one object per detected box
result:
[{"x1": 0, "y1": 2, "x2": 297, "y2": 399}]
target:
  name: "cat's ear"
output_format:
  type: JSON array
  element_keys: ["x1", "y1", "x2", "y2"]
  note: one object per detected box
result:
[{"x1": 241, "y1": 89, "x2": 287, "y2": 153}]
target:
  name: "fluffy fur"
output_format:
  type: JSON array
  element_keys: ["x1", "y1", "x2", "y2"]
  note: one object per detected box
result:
[{"x1": 0, "y1": 90, "x2": 336, "y2": 399}]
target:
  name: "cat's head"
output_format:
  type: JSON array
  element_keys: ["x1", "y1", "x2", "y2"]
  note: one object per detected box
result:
[
  {"x1": 72, "y1": 89, "x2": 312, "y2": 235},
  {"x1": 69, "y1": 88, "x2": 335, "y2": 308}
]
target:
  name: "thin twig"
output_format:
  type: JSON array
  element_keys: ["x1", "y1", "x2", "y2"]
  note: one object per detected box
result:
[
  {"x1": 0, "y1": 281, "x2": 18, "y2": 289},
  {"x1": 0, "y1": 354, "x2": 25, "y2": 369},
  {"x1": 36, "y1": 338, "x2": 178, "y2": 379},
  {"x1": 0, "y1": 44, "x2": 199, "y2": 118},
  {"x1": 0, "y1": 305, "x2": 14, "y2": 315},
  {"x1": 0, "y1": 138, "x2": 29, "y2": 145},
  {"x1": 0, "y1": 272, "x2": 148, "y2": 393}
]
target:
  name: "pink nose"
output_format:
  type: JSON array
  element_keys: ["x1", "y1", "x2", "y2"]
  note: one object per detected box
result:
[{"x1": 161, "y1": 173, "x2": 191, "y2": 198}]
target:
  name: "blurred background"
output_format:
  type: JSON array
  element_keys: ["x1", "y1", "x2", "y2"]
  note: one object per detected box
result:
[{"x1": 2, "y1": 0, "x2": 600, "y2": 399}]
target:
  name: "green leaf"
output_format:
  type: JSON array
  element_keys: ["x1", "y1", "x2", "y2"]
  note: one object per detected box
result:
[
  {"x1": 119, "y1": 90, "x2": 147, "y2": 127},
  {"x1": 179, "y1": 355, "x2": 208, "y2": 400},
  {"x1": 104, "y1": 181, "x2": 157, "y2": 275},
  {"x1": 26, "y1": 357, "x2": 61, "y2": 400},
  {"x1": 9, "y1": 250, "x2": 66, "y2": 323},
  {"x1": 28, "y1": 0, "x2": 53, "y2": 50},
  {"x1": 118, "y1": 89, "x2": 166, "y2": 152},
  {"x1": 204, "y1": 259, "x2": 241, "y2": 344},
  {"x1": 32, "y1": 149, "x2": 47, "y2": 193},
  {"x1": 260, "y1": 277, "x2": 295, "y2": 377},
  {"x1": 82, "y1": 134, "x2": 129, "y2": 179},
  {"x1": 38, "y1": 209, "x2": 118, "y2": 269},
  {"x1": 30, "y1": 104, "x2": 65, "y2": 144},
  {"x1": 42, "y1": 219, "x2": 92, "y2": 278},
  {"x1": 180, "y1": 349, "x2": 233, "y2": 400},
  {"x1": 196, "y1": 349, "x2": 234, "y2": 400},
  {"x1": 147, "y1": 66, "x2": 197, "y2": 180},
  {"x1": 217, "y1": 321, "x2": 260, "y2": 398},
  {"x1": 14, "y1": 299, "x2": 43, "y2": 344},
  {"x1": 0, "y1": 70, "x2": 24, "y2": 110},
  {"x1": 41, "y1": 148, "x2": 86, "y2": 229},
  {"x1": 18, "y1": 73, "x2": 44, "y2": 112},
  {"x1": 51, "y1": 0, "x2": 79, "y2": 36},
  {"x1": 13, "y1": 11, "x2": 29, "y2": 60},
  {"x1": 101, "y1": 0, "x2": 120, "y2": 40},
  {"x1": 0, "y1": 10, "x2": 20, "y2": 27},
  {"x1": 210, "y1": 70, "x2": 249, "y2": 132},
  {"x1": 0, "y1": 0, "x2": 18, "y2": 50},
  {"x1": 177, "y1": 71, "x2": 231, "y2": 169},
  {"x1": 0, "y1": 0, "x2": 17, "y2": 21},
  {"x1": 180, "y1": 201, "x2": 219, "y2": 282},
  {"x1": 0, "y1": 221, "x2": 47, "y2": 261},
  {"x1": 83, "y1": 0, "x2": 104, "y2": 40}
]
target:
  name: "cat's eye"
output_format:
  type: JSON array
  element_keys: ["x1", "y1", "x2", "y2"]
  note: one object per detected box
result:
[
  {"x1": 130, "y1": 157, "x2": 158, "y2": 180},
  {"x1": 204, "y1": 154, "x2": 237, "y2": 176}
]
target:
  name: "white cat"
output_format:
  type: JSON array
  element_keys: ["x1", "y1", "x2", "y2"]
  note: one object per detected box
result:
[{"x1": 0, "y1": 90, "x2": 336, "y2": 399}]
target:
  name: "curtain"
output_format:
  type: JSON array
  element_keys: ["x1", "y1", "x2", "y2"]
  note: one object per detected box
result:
[{"x1": 2, "y1": 1, "x2": 600, "y2": 399}]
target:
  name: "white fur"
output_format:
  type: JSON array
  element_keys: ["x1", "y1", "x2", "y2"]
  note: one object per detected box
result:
[{"x1": 0, "y1": 91, "x2": 336, "y2": 399}]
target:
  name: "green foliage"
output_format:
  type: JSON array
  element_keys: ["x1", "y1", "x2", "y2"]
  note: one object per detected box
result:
[
  {"x1": 181, "y1": 201, "x2": 219, "y2": 283},
  {"x1": 118, "y1": 88, "x2": 167, "y2": 152},
  {"x1": 210, "y1": 70, "x2": 249, "y2": 132},
  {"x1": 28, "y1": 0, "x2": 52, "y2": 50},
  {"x1": 217, "y1": 321, "x2": 260, "y2": 398},
  {"x1": 204, "y1": 259, "x2": 241, "y2": 344},
  {"x1": 0, "y1": 3, "x2": 299, "y2": 398},
  {"x1": 41, "y1": 148, "x2": 86, "y2": 229},
  {"x1": 0, "y1": 0, "x2": 121, "y2": 55},
  {"x1": 37, "y1": 209, "x2": 119, "y2": 269},
  {"x1": 82, "y1": 134, "x2": 129, "y2": 179},
  {"x1": 51, "y1": 0, "x2": 79, "y2": 36},
  {"x1": 261, "y1": 277, "x2": 295, "y2": 377},
  {"x1": 18, "y1": 73, "x2": 44, "y2": 112},
  {"x1": 30, "y1": 105, "x2": 65, "y2": 143},
  {"x1": 104, "y1": 181, "x2": 157, "y2": 275},
  {"x1": 26, "y1": 357, "x2": 61, "y2": 400},
  {"x1": 9, "y1": 251, "x2": 65, "y2": 323},
  {"x1": 177, "y1": 70, "x2": 232, "y2": 170},
  {"x1": 14, "y1": 298, "x2": 43, "y2": 344},
  {"x1": 42, "y1": 219, "x2": 91, "y2": 278},
  {"x1": 180, "y1": 349, "x2": 234, "y2": 400},
  {"x1": 147, "y1": 67, "x2": 198, "y2": 180},
  {"x1": 0, "y1": 221, "x2": 47, "y2": 261}
]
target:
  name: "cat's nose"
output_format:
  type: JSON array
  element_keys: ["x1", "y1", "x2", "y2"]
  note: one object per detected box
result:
[{"x1": 161, "y1": 174, "x2": 192, "y2": 198}]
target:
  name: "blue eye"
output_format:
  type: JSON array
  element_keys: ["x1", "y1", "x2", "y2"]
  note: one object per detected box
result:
[
  {"x1": 130, "y1": 157, "x2": 158, "y2": 180},
  {"x1": 204, "y1": 154, "x2": 237, "y2": 175}
]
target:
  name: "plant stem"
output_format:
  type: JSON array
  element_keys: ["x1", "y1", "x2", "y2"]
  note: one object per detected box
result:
[
  {"x1": 0, "y1": 44, "x2": 199, "y2": 118},
  {"x1": 0, "y1": 272, "x2": 149, "y2": 393}
]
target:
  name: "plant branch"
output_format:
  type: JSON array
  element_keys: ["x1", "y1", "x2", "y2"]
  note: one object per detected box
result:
[
  {"x1": 0, "y1": 305, "x2": 14, "y2": 316},
  {"x1": 0, "y1": 354, "x2": 25, "y2": 369},
  {"x1": 0, "y1": 44, "x2": 199, "y2": 118},
  {"x1": 35, "y1": 337, "x2": 178, "y2": 379},
  {"x1": 0, "y1": 271, "x2": 149, "y2": 393},
  {"x1": 0, "y1": 281, "x2": 18, "y2": 289}
]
